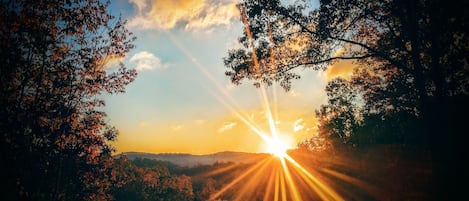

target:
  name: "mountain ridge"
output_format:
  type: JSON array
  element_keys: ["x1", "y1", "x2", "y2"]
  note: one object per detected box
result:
[{"x1": 116, "y1": 151, "x2": 271, "y2": 167}]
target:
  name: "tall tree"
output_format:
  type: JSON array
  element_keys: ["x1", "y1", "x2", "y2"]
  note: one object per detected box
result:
[
  {"x1": 316, "y1": 64, "x2": 423, "y2": 147},
  {"x1": 0, "y1": 0, "x2": 136, "y2": 200},
  {"x1": 315, "y1": 78, "x2": 363, "y2": 147},
  {"x1": 224, "y1": 0, "x2": 469, "y2": 199}
]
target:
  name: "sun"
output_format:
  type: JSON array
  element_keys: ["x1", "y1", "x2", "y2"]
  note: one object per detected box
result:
[{"x1": 266, "y1": 137, "x2": 289, "y2": 158}]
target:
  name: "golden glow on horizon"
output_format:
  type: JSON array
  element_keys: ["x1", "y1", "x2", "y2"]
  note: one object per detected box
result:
[
  {"x1": 200, "y1": 12, "x2": 346, "y2": 199},
  {"x1": 266, "y1": 137, "x2": 289, "y2": 158},
  {"x1": 264, "y1": 134, "x2": 295, "y2": 159},
  {"x1": 114, "y1": 12, "x2": 323, "y2": 155},
  {"x1": 111, "y1": 11, "x2": 376, "y2": 200},
  {"x1": 206, "y1": 152, "x2": 347, "y2": 200}
]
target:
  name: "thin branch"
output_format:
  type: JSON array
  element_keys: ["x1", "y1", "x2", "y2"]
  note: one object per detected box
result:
[
  {"x1": 273, "y1": 6, "x2": 414, "y2": 76},
  {"x1": 265, "y1": 54, "x2": 376, "y2": 75}
]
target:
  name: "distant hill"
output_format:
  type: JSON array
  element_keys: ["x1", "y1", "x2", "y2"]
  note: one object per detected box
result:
[{"x1": 116, "y1": 151, "x2": 271, "y2": 167}]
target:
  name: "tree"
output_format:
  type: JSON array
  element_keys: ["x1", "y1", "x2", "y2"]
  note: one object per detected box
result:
[
  {"x1": 315, "y1": 78, "x2": 363, "y2": 147},
  {"x1": 317, "y1": 65, "x2": 423, "y2": 147},
  {"x1": 195, "y1": 178, "x2": 217, "y2": 201},
  {"x1": 224, "y1": 0, "x2": 469, "y2": 199},
  {"x1": 111, "y1": 156, "x2": 194, "y2": 201},
  {"x1": 0, "y1": 1, "x2": 136, "y2": 200}
]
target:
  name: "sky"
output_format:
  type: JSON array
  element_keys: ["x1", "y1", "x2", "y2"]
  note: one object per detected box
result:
[{"x1": 103, "y1": 0, "x2": 351, "y2": 155}]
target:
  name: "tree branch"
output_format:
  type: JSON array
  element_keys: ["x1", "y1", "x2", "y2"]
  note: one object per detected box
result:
[
  {"x1": 272, "y1": 6, "x2": 414, "y2": 76},
  {"x1": 265, "y1": 54, "x2": 375, "y2": 75}
]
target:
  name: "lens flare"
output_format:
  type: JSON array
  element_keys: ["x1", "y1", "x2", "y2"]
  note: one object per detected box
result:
[
  {"x1": 163, "y1": 16, "x2": 370, "y2": 199},
  {"x1": 266, "y1": 137, "x2": 289, "y2": 158}
]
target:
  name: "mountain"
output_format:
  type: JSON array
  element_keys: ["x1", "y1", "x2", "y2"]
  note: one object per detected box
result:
[{"x1": 116, "y1": 151, "x2": 271, "y2": 167}]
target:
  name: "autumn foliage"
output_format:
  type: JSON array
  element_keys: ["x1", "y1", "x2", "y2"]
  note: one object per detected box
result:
[{"x1": 0, "y1": 1, "x2": 136, "y2": 200}]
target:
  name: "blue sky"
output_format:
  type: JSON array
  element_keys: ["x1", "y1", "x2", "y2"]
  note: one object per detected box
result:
[{"x1": 103, "y1": 0, "x2": 335, "y2": 154}]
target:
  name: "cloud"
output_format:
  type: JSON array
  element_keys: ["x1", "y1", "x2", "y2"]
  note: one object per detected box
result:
[
  {"x1": 293, "y1": 118, "x2": 305, "y2": 132},
  {"x1": 289, "y1": 89, "x2": 300, "y2": 97},
  {"x1": 323, "y1": 45, "x2": 359, "y2": 81},
  {"x1": 323, "y1": 59, "x2": 357, "y2": 81},
  {"x1": 96, "y1": 54, "x2": 125, "y2": 70},
  {"x1": 218, "y1": 121, "x2": 237, "y2": 133},
  {"x1": 171, "y1": 124, "x2": 184, "y2": 132},
  {"x1": 195, "y1": 119, "x2": 206, "y2": 125},
  {"x1": 129, "y1": 51, "x2": 169, "y2": 71},
  {"x1": 128, "y1": 0, "x2": 240, "y2": 31}
]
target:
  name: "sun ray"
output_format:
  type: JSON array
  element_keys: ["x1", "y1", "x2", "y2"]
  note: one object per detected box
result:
[
  {"x1": 280, "y1": 166, "x2": 287, "y2": 201},
  {"x1": 165, "y1": 31, "x2": 273, "y2": 144},
  {"x1": 259, "y1": 83, "x2": 279, "y2": 138},
  {"x1": 274, "y1": 168, "x2": 280, "y2": 201},
  {"x1": 233, "y1": 157, "x2": 274, "y2": 201},
  {"x1": 280, "y1": 157, "x2": 302, "y2": 201},
  {"x1": 209, "y1": 157, "x2": 271, "y2": 200},
  {"x1": 319, "y1": 167, "x2": 385, "y2": 200},
  {"x1": 211, "y1": 92, "x2": 272, "y2": 141},
  {"x1": 262, "y1": 163, "x2": 277, "y2": 201},
  {"x1": 265, "y1": 137, "x2": 289, "y2": 158},
  {"x1": 162, "y1": 18, "x2": 353, "y2": 201},
  {"x1": 200, "y1": 162, "x2": 242, "y2": 178},
  {"x1": 285, "y1": 155, "x2": 345, "y2": 201}
]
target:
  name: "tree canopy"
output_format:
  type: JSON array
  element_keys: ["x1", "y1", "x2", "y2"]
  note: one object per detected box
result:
[
  {"x1": 224, "y1": 0, "x2": 469, "y2": 199},
  {"x1": 225, "y1": 0, "x2": 469, "y2": 96},
  {"x1": 1, "y1": 1, "x2": 136, "y2": 200}
]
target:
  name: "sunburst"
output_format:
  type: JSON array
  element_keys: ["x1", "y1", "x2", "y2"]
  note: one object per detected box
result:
[
  {"x1": 163, "y1": 13, "x2": 367, "y2": 199},
  {"x1": 265, "y1": 136, "x2": 290, "y2": 159}
]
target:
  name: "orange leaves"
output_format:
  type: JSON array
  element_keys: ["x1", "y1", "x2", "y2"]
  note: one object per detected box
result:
[
  {"x1": 62, "y1": 44, "x2": 69, "y2": 53},
  {"x1": 1, "y1": 0, "x2": 137, "y2": 200}
]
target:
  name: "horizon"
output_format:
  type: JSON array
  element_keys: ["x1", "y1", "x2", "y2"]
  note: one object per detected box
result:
[
  {"x1": 104, "y1": 0, "x2": 352, "y2": 155},
  {"x1": 3, "y1": 0, "x2": 461, "y2": 199},
  {"x1": 114, "y1": 148, "x2": 295, "y2": 156}
]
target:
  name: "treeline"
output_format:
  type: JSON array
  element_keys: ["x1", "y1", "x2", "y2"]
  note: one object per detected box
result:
[{"x1": 112, "y1": 156, "x2": 254, "y2": 201}]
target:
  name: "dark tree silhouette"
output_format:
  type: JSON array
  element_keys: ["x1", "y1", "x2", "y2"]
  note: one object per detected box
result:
[
  {"x1": 224, "y1": 0, "x2": 469, "y2": 199},
  {"x1": 0, "y1": 1, "x2": 136, "y2": 200},
  {"x1": 315, "y1": 78, "x2": 362, "y2": 147},
  {"x1": 316, "y1": 63, "x2": 423, "y2": 147}
]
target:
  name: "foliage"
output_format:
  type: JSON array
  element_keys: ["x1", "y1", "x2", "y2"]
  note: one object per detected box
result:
[
  {"x1": 0, "y1": 0, "x2": 136, "y2": 200},
  {"x1": 225, "y1": 0, "x2": 469, "y2": 198},
  {"x1": 314, "y1": 65, "x2": 425, "y2": 148},
  {"x1": 224, "y1": 0, "x2": 469, "y2": 96},
  {"x1": 112, "y1": 156, "x2": 194, "y2": 201},
  {"x1": 114, "y1": 156, "x2": 257, "y2": 201},
  {"x1": 315, "y1": 78, "x2": 363, "y2": 146}
]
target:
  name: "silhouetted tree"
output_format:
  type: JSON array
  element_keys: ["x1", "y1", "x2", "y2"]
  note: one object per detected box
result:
[
  {"x1": 224, "y1": 0, "x2": 469, "y2": 199},
  {"x1": 316, "y1": 78, "x2": 363, "y2": 147},
  {"x1": 0, "y1": 1, "x2": 136, "y2": 200},
  {"x1": 316, "y1": 64, "x2": 423, "y2": 147}
]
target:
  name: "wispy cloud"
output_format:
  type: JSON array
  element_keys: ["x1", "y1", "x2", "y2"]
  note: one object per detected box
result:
[
  {"x1": 171, "y1": 124, "x2": 184, "y2": 132},
  {"x1": 128, "y1": 0, "x2": 240, "y2": 31},
  {"x1": 195, "y1": 119, "x2": 206, "y2": 125},
  {"x1": 218, "y1": 121, "x2": 237, "y2": 133},
  {"x1": 322, "y1": 45, "x2": 359, "y2": 81},
  {"x1": 323, "y1": 60, "x2": 356, "y2": 81},
  {"x1": 289, "y1": 89, "x2": 300, "y2": 97},
  {"x1": 293, "y1": 118, "x2": 305, "y2": 132},
  {"x1": 129, "y1": 51, "x2": 169, "y2": 71}
]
